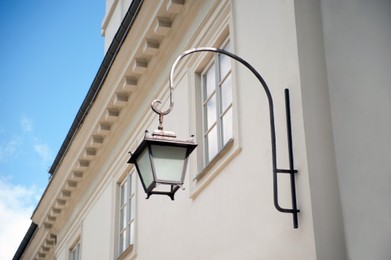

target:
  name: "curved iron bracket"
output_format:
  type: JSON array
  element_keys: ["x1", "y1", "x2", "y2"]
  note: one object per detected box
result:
[{"x1": 154, "y1": 47, "x2": 299, "y2": 228}]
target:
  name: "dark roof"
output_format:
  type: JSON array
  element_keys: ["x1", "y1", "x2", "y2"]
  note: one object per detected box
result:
[
  {"x1": 49, "y1": 0, "x2": 144, "y2": 175},
  {"x1": 12, "y1": 222, "x2": 38, "y2": 260}
]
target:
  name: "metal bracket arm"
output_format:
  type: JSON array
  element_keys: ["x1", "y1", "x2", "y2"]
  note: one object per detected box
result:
[
  {"x1": 154, "y1": 47, "x2": 300, "y2": 228},
  {"x1": 273, "y1": 89, "x2": 299, "y2": 229}
]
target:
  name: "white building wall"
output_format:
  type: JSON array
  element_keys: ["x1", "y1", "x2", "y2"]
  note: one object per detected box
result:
[
  {"x1": 55, "y1": 248, "x2": 66, "y2": 260},
  {"x1": 94, "y1": 0, "x2": 344, "y2": 259},
  {"x1": 81, "y1": 183, "x2": 113, "y2": 259},
  {"x1": 102, "y1": 0, "x2": 134, "y2": 52},
  {"x1": 321, "y1": 1, "x2": 391, "y2": 259},
  {"x1": 24, "y1": 0, "x2": 391, "y2": 259},
  {"x1": 115, "y1": 0, "x2": 320, "y2": 259},
  {"x1": 133, "y1": 69, "x2": 317, "y2": 259},
  {"x1": 50, "y1": 177, "x2": 114, "y2": 260},
  {"x1": 294, "y1": 0, "x2": 347, "y2": 259}
]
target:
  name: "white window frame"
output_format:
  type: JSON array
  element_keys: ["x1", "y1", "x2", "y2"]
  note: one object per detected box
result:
[
  {"x1": 69, "y1": 240, "x2": 81, "y2": 260},
  {"x1": 200, "y1": 39, "x2": 233, "y2": 166},
  {"x1": 186, "y1": 1, "x2": 241, "y2": 198},
  {"x1": 118, "y1": 169, "x2": 136, "y2": 257}
]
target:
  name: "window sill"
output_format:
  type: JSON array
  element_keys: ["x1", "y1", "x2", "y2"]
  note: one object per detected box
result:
[
  {"x1": 190, "y1": 138, "x2": 241, "y2": 199},
  {"x1": 194, "y1": 138, "x2": 234, "y2": 181},
  {"x1": 118, "y1": 245, "x2": 135, "y2": 260}
]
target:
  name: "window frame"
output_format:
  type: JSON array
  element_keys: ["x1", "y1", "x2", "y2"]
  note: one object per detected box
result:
[
  {"x1": 69, "y1": 240, "x2": 81, "y2": 260},
  {"x1": 200, "y1": 39, "x2": 233, "y2": 166},
  {"x1": 188, "y1": 37, "x2": 242, "y2": 197},
  {"x1": 117, "y1": 169, "x2": 136, "y2": 258},
  {"x1": 181, "y1": 0, "x2": 241, "y2": 198}
]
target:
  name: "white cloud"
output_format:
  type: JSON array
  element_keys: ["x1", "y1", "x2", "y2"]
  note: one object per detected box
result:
[
  {"x1": 34, "y1": 143, "x2": 52, "y2": 165},
  {"x1": 0, "y1": 178, "x2": 41, "y2": 260},
  {"x1": 20, "y1": 116, "x2": 33, "y2": 133},
  {"x1": 0, "y1": 136, "x2": 22, "y2": 162}
]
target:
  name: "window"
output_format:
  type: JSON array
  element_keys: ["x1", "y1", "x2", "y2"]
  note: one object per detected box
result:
[
  {"x1": 70, "y1": 241, "x2": 80, "y2": 260},
  {"x1": 201, "y1": 39, "x2": 233, "y2": 165},
  {"x1": 188, "y1": 2, "x2": 240, "y2": 197},
  {"x1": 118, "y1": 170, "x2": 135, "y2": 255}
]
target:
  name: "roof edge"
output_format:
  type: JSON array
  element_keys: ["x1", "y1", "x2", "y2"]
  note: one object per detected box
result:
[
  {"x1": 12, "y1": 222, "x2": 38, "y2": 260},
  {"x1": 29, "y1": 0, "x2": 143, "y2": 234},
  {"x1": 48, "y1": 0, "x2": 144, "y2": 175}
]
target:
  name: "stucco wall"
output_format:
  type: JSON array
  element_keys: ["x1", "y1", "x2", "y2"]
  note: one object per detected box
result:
[
  {"x1": 321, "y1": 1, "x2": 391, "y2": 259},
  {"x1": 294, "y1": 0, "x2": 347, "y2": 259},
  {"x1": 81, "y1": 183, "x2": 113, "y2": 259},
  {"x1": 102, "y1": 0, "x2": 133, "y2": 52},
  {"x1": 37, "y1": 0, "x2": 379, "y2": 259},
  {"x1": 132, "y1": 0, "x2": 319, "y2": 259}
]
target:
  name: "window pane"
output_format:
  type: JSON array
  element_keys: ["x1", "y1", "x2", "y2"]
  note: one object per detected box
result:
[
  {"x1": 219, "y1": 41, "x2": 231, "y2": 79},
  {"x1": 127, "y1": 178, "x2": 132, "y2": 247},
  {"x1": 222, "y1": 107, "x2": 233, "y2": 145},
  {"x1": 128, "y1": 175, "x2": 132, "y2": 199},
  {"x1": 120, "y1": 180, "x2": 127, "y2": 206},
  {"x1": 130, "y1": 184, "x2": 135, "y2": 221},
  {"x1": 130, "y1": 221, "x2": 135, "y2": 245},
  {"x1": 204, "y1": 62, "x2": 216, "y2": 99},
  {"x1": 120, "y1": 230, "x2": 126, "y2": 253},
  {"x1": 220, "y1": 74, "x2": 232, "y2": 113},
  {"x1": 120, "y1": 206, "x2": 127, "y2": 230},
  {"x1": 71, "y1": 243, "x2": 80, "y2": 260},
  {"x1": 119, "y1": 232, "x2": 124, "y2": 253},
  {"x1": 205, "y1": 94, "x2": 217, "y2": 129},
  {"x1": 206, "y1": 126, "x2": 218, "y2": 162},
  {"x1": 151, "y1": 145, "x2": 187, "y2": 182},
  {"x1": 72, "y1": 249, "x2": 76, "y2": 260},
  {"x1": 136, "y1": 148, "x2": 154, "y2": 190},
  {"x1": 127, "y1": 220, "x2": 131, "y2": 247}
]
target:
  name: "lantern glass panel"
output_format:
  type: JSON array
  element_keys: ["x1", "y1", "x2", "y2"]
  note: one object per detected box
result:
[
  {"x1": 151, "y1": 145, "x2": 187, "y2": 183},
  {"x1": 136, "y1": 148, "x2": 154, "y2": 190}
]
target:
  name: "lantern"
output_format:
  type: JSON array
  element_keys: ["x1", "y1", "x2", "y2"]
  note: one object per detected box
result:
[{"x1": 128, "y1": 130, "x2": 197, "y2": 200}]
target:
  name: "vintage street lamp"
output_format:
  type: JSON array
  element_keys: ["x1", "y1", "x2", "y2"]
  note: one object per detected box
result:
[
  {"x1": 127, "y1": 128, "x2": 196, "y2": 200},
  {"x1": 128, "y1": 47, "x2": 300, "y2": 228}
]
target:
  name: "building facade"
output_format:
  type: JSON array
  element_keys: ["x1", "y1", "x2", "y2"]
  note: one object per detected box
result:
[{"x1": 14, "y1": 0, "x2": 391, "y2": 259}]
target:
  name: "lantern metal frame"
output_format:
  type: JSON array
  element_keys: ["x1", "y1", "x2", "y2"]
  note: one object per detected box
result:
[
  {"x1": 128, "y1": 130, "x2": 197, "y2": 200},
  {"x1": 129, "y1": 47, "x2": 300, "y2": 229}
]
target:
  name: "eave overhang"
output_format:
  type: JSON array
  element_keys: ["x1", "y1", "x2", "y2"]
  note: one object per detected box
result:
[{"x1": 24, "y1": 0, "x2": 190, "y2": 258}]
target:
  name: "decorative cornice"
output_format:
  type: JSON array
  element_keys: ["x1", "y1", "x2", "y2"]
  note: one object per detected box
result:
[
  {"x1": 48, "y1": 0, "x2": 144, "y2": 176},
  {"x1": 32, "y1": 0, "x2": 186, "y2": 258}
]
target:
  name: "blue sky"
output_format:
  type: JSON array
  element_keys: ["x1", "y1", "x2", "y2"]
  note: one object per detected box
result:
[{"x1": 0, "y1": 0, "x2": 105, "y2": 258}]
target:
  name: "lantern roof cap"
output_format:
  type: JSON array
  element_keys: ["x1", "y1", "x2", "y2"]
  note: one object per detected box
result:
[{"x1": 128, "y1": 130, "x2": 197, "y2": 164}]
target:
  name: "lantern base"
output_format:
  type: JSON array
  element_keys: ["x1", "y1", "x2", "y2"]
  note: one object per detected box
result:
[{"x1": 146, "y1": 185, "x2": 181, "y2": 200}]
